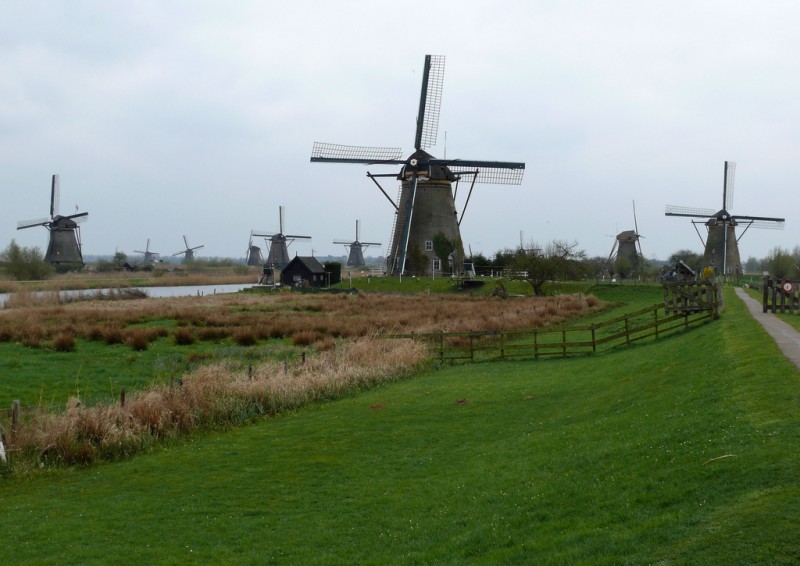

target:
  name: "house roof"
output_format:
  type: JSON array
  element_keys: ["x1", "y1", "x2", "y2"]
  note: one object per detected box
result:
[{"x1": 286, "y1": 255, "x2": 325, "y2": 274}]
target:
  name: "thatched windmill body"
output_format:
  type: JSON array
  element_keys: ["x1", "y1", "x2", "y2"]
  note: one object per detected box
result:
[
  {"x1": 311, "y1": 55, "x2": 525, "y2": 276},
  {"x1": 666, "y1": 161, "x2": 784, "y2": 275},
  {"x1": 173, "y1": 235, "x2": 204, "y2": 263},
  {"x1": 17, "y1": 174, "x2": 88, "y2": 268},
  {"x1": 245, "y1": 232, "x2": 265, "y2": 266},
  {"x1": 607, "y1": 201, "x2": 644, "y2": 276},
  {"x1": 252, "y1": 206, "x2": 311, "y2": 269},
  {"x1": 134, "y1": 239, "x2": 160, "y2": 264},
  {"x1": 334, "y1": 220, "x2": 381, "y2": 267}
]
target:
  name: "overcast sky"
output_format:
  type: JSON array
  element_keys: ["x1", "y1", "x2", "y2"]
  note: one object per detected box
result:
[{"x1": 2, "y1": 1, "x2": 797, "y2": 264}]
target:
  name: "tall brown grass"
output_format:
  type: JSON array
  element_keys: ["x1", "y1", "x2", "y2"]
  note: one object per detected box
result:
[{"x1": 7, "y1": 336, "x2": 427, "y2": 467}]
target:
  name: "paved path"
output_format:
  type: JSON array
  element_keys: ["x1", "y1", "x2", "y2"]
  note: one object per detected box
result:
[{"x1": 734, "y1": 287, "x2": 800, "y2": 369}]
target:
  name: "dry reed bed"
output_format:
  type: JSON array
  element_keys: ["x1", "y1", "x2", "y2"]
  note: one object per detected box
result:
[
  {"x1": 8, "y1": 337, "x2": 427, "y2": 466},
  {"x1": 0, "y1": 291, "x2": 603, "y2": 349}
]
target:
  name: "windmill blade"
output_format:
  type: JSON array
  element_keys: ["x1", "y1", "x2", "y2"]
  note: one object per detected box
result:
[
  {"x1": 446, "y1": 161, "x2": 525, "y2": 185},
  {"x1": 664, "y1": 205, "x2": 717, "y2": 218},
  {"x1": 279, "y1": 206, "x2": 285, "y2": 234},
  {"x1": 355, "y1": 219, "x2": 360, "y2": 241},
  {"x1": 17, "y1": 217, "x2": 51, "y2": 230},
  {"x1": 732, "y1": 215, "x2": 785, "y2": 229},
  {"x1": 310, "y1": 142, "x2": 404, "y2": 164},
  {"x1": 414, "y1": 54, "x2": 445, "y2": 151},
  {"x1": 359, "y1": 241, "x2": 382, "y2": 246},
  {"x1": 397, "y1": 173, "x2": 420, "y2": 274},
  {"x1": 183, "y1": 235, "x2": 190, "y2": 249},
  {"x1": 284, "y1": 234, "x2": 312, "y2": 240},
  {"x1": 632, "y1": 200, "x2": 644, "y2": 258},
  {"x1": 189, "y1": 245, "x2": 204, "y2": 251},
  {"x1": 723, "y1": 161, "x2": 736, "y2": 210},
  {"x1": 251, "y1": 231, "x2": 272, "y2": 238},
  {"x1": 50, "y1": 174, "x2": 60, "y2": 218},
  {"x1": 333, "y1": 240, "x2": 352, "y2": 245},
  {"x1": 63, "y1": 212, "x2": 88, "y2": 222}
]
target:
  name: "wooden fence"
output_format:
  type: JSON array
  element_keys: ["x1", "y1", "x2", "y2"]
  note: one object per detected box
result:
[
  {"x1": 390, "y1": 297, "x2": 719, "y2": 364},
  {"x1": 762, "y1": 277, "x2": 800, "y2": 314}
]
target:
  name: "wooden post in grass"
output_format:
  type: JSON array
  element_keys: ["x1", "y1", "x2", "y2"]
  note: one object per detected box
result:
[
  {"x1": 624, "y1": 316, "x2": 630, "y2": 345},
  {"x1": 591, "y1": 323, "x2": 596, "y2": 353},
  {"x1": 120, "y1": 387, "x2": 126, "y2": 407},
  {"x1": 248, "y1": 364, "x2": 253, "y2": 380},
  {"x1": 469, "y1": 334, "x2": 474, "y2": 362},
  {"x1": 654, "y1": 309, "x2": 659, "y2": 340},
  {"x1": 11, "y1": 400, "x2": 19, "y2": 442},
  {"x1": 561, "y1": 328, "x2": 567, "y2": 357},
  {"x1": 301, "y1": 352, "x2": 306, "y2": 364},
  {"x1": 439, "y1": 332, "x2": 444, "y2": 364}
]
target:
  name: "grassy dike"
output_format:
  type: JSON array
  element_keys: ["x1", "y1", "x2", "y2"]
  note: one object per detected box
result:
[{"x1": 0, "y1": 287, "x2": 798, "y2": 563}]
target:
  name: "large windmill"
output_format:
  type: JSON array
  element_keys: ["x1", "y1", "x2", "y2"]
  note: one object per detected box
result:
[
  {"x1": 17, "y1": 174, "x2": 88, "y2": 268},
  {"x1": 245, "y1": 232, "x2": 265, "y2": 266},
  {"x1": 666, "y1": 161, "x2": 784, "y2": 275},
  {"x1": 334, "y1": 220, "x2": 381, "y2": 267},
  {"x1": 251, "y1": 206, "x2": 311, "y2": 269},
  {"x1": 311, "y1": 54, "x2": 525, "y2": 276},
  {"x1": 173, "y1": 235, "x2": 204, "y2": 263},
  {"x1": 608, "y1": 201, "x2": 644, "y2": 277},
  {"x1": 134, "y1": 239, "x2": 160, "y2": 264}
]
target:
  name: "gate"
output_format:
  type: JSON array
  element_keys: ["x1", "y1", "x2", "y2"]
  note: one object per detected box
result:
[{"x1": 762, "y1": 277, "x2": 800, "y2": 314}]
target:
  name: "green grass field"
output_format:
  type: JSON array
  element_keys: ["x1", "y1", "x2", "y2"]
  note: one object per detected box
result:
[{"x1": 0, "y1": 287, "x2": 797, "y2": 563}]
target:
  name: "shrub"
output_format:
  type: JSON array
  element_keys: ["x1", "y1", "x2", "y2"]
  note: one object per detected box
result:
[
  {"x1": 125, "y1": 329, "x2": 151, "y2": 351},
  {"x1": 291, "y1": 330, "x2": 325, "y2": 347},
  {"x1": 233, "y1": 330, "x2": 257, "y2": 346},
  {"x1": 173, "y1": 328, "x2": 195, "y2": 345},
  {"x1": 52, "y1": 333, "x2": 76, "y2": 352}
]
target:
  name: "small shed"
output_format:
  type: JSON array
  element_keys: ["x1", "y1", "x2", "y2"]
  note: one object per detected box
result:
[{"x1": 281, "y1": 256, "x2": 327, "y2": 287}]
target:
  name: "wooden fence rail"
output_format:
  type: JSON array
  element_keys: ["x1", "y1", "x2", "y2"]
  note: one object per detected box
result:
[{"x1": 390, "y1": 299, "x2": 718, "y2": 364}]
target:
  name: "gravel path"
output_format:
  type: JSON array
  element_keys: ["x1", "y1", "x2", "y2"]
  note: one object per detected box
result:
[{"x1": 734, "y1": 287, "x2": 800, "y2": 369}]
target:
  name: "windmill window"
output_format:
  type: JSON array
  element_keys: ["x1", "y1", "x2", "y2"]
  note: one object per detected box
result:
[
  {"x1": 433, "y1": 259, "x2": 441, "y2": 271},
  {"x1": 425, "y1": 241, "x2": 433, "y2": 252}
]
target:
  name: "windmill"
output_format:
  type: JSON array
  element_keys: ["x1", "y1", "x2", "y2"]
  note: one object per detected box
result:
[
  {"x1": 17, "y1": 174, "x2": 88, "y2": 268},
  {"x1": 134, "y1": 239, "x2": 160, "y2": 264},
  {"x1": 607, "y1": 201, "x2": 644, "y2": 277},
  {"x1": 334, "y1": 220, "x2": 381, "y2": 267},
  {"x1": 310, "y1": 54, "x2": 525, "y2": 276},
  {"x1": 251, "y1": 206, "x2": 311, "y2": 269},
  {"x1": 666, "y1": 161, "x2": 785, "y2": 275},
  {"x1": 245, "y1": 232, "x2": 265, "y2": 266},
  {"x1": 173, "y1": 235, "x2": 204, "y2": 263}
]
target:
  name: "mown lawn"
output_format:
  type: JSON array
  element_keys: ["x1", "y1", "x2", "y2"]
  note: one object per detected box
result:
[{"x1": 0, "y1": 287, "x2": 797, "y2": 563}]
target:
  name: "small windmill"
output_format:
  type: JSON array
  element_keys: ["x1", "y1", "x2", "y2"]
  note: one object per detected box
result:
[
  {"x1": 334, "y1": 220, "x2": 381, "y2": 267},
  {"x1": 311, "y1": 54, "x2": 525, "y2": 276},
  {"x1": 134, "y1": 239, "x2": 160, "y2": 264},
  {"x1": 666, "y1": 161, "x2": 785, "y2": 275},
  {"x1": 251, "y1": 206, "x2": 311, "y2": 269},
  {"x1": 245, "y1": 232, "x2": 265, "y2": 266},
  {"x1": 607, "y1": 201, "x2": 644, "y2": 276},
  {"x1": 173, "y1": 235, "x2": 204, "y2": 263},
  {"x1": 17, "y1": 174, "x2": 88, "y2": 267}
]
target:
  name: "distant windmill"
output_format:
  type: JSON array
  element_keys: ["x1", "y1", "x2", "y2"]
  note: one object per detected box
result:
[
  {"x1": 334, "y1": 220, "x2": 381, "y2": 267},
  {"x1": 245, "y1": 232, "x2": 264, "y2": 266},
  {"x1": 251, "y1": 206, "x2": 311, "y2": 269},
  {"x1": 311, "y1": 54, "x2": 525, "y2": 276},
  {"x1": 607, "y1": 201, "x2": 644, "y2": 275},
  {"x1": 134, "y1": 239, "x2": 160, "y2": 264},
  {"x1": 173, "y1": 235, "x2": 204, "y2": 263},
  {"x1": 17, "y1": 174, "x2": 88, "y2": 268},
  {"x1": 666, "y1": 161, "x2": 785, "y2": 275}
]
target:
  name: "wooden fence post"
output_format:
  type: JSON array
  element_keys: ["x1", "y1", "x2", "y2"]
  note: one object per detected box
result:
[
  {"x1": 120, "y1": 387, "x2": 126, "y2": 407},
  {"x1": 469, "y1": 334, "x2": 474, "y2": 362},
  {"x1": 561, "y1": 328, "x2": 567, "y2": 357},
  {"x1": 534, "y1": 330, "x2": 539, "y2": 360},
  {"x1": 591, "y1": 323, "x2": 596, "y2": 353},
  {"x1": 624, "y1": 316, "x2": 630, "y2": 346},
  {"x1": 11, "y1": 400, "x2": 19, "y2": 443},
  {"x1": 439, "y1": 332, "x2": 444, "y2": 364},
  {"x1": 654, "y1": 309, "x2": 659, "y2": 339}
]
